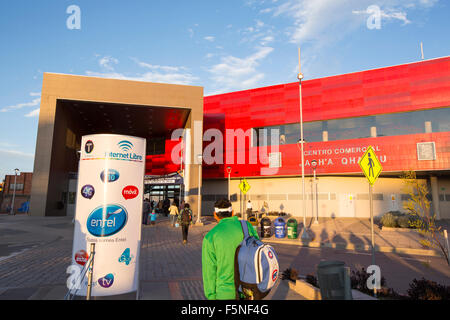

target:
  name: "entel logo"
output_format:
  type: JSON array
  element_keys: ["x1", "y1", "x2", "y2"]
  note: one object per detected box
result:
[
  {"x1": 86, "y1": 204, "x2": 128, "y2": 237},
  {"x1": 74, "y1": 250, "x2": 89, "y2": 266},
  {"x1": 98, "y1": 273, "x2": 114, "y2": 288},
  {"x1": 122, "y1": 185, "x2": 139, "y2": 200}
]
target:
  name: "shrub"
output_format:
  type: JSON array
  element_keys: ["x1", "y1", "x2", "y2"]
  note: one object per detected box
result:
[
  {"x1": 305, "y1": 274, "x2": 318, "y2": 288},
  {"x1": 350, "y1": 267, "x2": 402, "y2": 299},
  {"x1": 381, "y1": 212, "x2": 398, "y2": 228},
  {"x1": 407, "y1": 278, "x2": 450, "y2": 300},
  {"x1": 397, "y1": 215, "x2": 411, "y2": 228},
  {"x1": 350, "y1": 268, "x2": 386, "y2": 295},
  {"x1": 389, "y1": 210, "x2": 403, "y2": 217},
  {"x1": 281, "y1": 268, "x2": 298, "y2": 283}
]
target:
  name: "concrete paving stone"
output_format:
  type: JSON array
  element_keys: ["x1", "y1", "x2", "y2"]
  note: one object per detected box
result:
[
  {"x1": 0, "y1": 287, "x2": 37, "y2": 300},
  {"x1": 1, "y1": 214, "x2": 447, "y2": 300}
]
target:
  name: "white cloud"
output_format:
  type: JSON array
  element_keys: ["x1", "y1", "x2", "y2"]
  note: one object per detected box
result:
[
  {"x1": 85, "y1": 57, "x2": 198, "y2": 86},
  {"x1": 238, "y1": 19, "x2": 276, "y2": 46},
  {"x1": 99, "y1": 56, "x2": 119, "y2": 71},
  {"x1": 204, "y1": 36, "x2": 215, "y2": 42},
  {"x1": 353, "y1": 6, "x2": 411, "y2": 25},
  {"x1": 0, "y1": 148, "x2": 34, "y2": 158},
  {"x1": 207, "y1": 46, "x2": 274, "y2": 94},
  {"x1": 1, "y1": 92, "x2": 41, "y2": 113},
  {"x1": 260, "y1": 35, "x2": 274, "y2": 45},
  {"x1": 85, "y1": 70, "x2": 198, "y2": 86},
  {"x1": 131, "y1": 58, "x2": 186, "y2": 72},
  {"x1": 25, "y1": 108, "x2": 40, "y2": 118},
  {"x1": 270, "y1": 0, "x2": 438, "y2": 45}
]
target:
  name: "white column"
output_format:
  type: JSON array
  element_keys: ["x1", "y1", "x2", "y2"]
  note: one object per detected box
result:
[
  {"x1": 370, "y1": 126, "x2": 377, "y2": 138},
  {"x1": 430, "y1": 176, "x2": 441, "y2": 220},
  {"x1": 425, "y1": 121, "x2": 432, "y2": 133}
]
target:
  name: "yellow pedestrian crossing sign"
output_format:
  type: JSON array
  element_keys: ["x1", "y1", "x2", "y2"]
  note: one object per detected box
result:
[
  {"x1": 359, "y1": 146, "x2": 383, "y2": 185},
  {"x1": 239, "y1": 179, "x2": 251, "y2": 195}
]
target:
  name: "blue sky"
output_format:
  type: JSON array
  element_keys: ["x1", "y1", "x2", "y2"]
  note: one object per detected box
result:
[{"x1": 0, "y1": 0, "x2": 449, "y2": 181}]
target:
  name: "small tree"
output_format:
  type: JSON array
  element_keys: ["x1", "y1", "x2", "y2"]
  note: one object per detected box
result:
[{"x1": 401, "y1": 171, "x2": 449, "y2": 265}]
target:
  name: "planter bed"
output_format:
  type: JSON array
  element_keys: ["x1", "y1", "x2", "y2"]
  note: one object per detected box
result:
[{"x1": 381, "y1": 226, "x2": 419, "y2": 232}]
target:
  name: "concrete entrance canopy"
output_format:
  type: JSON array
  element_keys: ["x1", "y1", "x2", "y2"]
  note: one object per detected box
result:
[{"x1": 30, "y1": 73, "x2": 204, "y2": 217}]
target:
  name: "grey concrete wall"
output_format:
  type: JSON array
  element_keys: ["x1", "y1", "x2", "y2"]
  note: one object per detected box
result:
[{"x1": 30, "y1": 73, "x2": 203, "y2": 216}]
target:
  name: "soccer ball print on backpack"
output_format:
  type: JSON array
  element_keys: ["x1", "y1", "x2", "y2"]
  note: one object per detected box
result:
[{"x1": 234, "y1": 220, "x2": 279, "y2": 300}]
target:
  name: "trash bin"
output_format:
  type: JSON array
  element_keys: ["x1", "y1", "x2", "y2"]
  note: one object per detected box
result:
[
  {"x1": 316, "y1": 260, "x2": 352, "y2": 300},
  {"x1": 287, "y1": 218, "x2": 298, "y2": 239},
  {"x1": 273, "y1": 217, "x2": 286, "y2": 238},
  {"x1": 248, "y1": 216, "x2": 258, "y2": 233},
  {"x1": 260, "y1": 217, "x2": 272, "y2": 238}
]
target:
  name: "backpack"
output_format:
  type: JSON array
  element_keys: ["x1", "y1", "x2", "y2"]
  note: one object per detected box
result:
[
  {"x1": 180, "y1": 208, "x2": 192, "y2": 224},
  {"x1": 234, "y1": 220, "x2": 279, "y2": 300}
]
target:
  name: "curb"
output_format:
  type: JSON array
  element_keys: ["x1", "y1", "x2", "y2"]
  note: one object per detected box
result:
[
  {"x1": 286, "y1": 279, "x2": 377, "y2": 300},
  {"x1": 287, "y1": 280, "x2": 321, "y2": 300},
  {"x1": 263, "y1": 237, "x2": 442, "y2": 257}
]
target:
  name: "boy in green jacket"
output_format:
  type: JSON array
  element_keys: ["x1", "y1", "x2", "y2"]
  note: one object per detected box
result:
[{"x1": 202, "y1": 198, "x2": 259, "y2": 300}]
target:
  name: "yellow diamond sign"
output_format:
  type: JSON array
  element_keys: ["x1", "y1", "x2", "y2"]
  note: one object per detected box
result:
[
  {"x1": 239, "y1": 179, "x2": 251, "y2": 195},
  {"x1": 359, "y1": 146, "x2": 383, "y2": 185}
]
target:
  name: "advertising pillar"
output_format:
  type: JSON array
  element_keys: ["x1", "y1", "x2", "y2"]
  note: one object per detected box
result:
[{"x1": 70, "y1": 134, "x2": 146, "y2": 298}]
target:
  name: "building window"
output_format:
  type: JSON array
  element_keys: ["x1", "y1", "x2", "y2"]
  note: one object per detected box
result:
[
  {"x1": 9, "y1": 183, "x2": 24, "y2": 191},
  {"x1": 252, "y1": 106, "x2": 450, "y2": 146}
]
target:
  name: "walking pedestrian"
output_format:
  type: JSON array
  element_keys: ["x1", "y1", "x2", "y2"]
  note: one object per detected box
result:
[
  {"x1": 142, "y1": 198, "x2": 151, "y2": 225},
  {"x1": 169, "y1": 201, "x2": 179, "y2": 227},
  {"x1": 202, "y1": 198, "x2": 259, "y2": 300},
  {"x1": 149, "y1": 207, "x2": 157, "y2": 225},
  {"x1": 246, "y1": 200, "x2": 253, "y2": 218},
  {"x1": 163, "y1": 198, "x2": 170, "y2": 216},
  {"x1": 178, "y1": 203, "x2": 193, "y2": 245}
]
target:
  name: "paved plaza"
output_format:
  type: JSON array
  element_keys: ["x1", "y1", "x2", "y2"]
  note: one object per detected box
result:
[
  {"x1": 0, "y1": 214, "x2": 304, "y2": 300},
  {"x1": 0, "y1": 213, "x2": 449, "y2": 300}
]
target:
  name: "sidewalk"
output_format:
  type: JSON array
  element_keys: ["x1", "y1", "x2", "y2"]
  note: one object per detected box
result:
[
  {"x1": 0, "y1": 214, "x2": 305, "y2": 300},
  {"x1": 261, "y1": 216, "x2": 450, "y2": 257},
  {"x1": 0, "y1": 214, "x2": 447, "y2": 299}
]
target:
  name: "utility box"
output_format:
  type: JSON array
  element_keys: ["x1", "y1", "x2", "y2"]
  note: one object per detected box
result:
[{"x1": 316, "y1": 260, "x2": 353, "y2": 300}]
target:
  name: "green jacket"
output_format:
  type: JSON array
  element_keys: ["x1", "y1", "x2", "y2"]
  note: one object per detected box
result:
[{"x1": 202, "y1": 216, "x2": 259, "y2": 300}]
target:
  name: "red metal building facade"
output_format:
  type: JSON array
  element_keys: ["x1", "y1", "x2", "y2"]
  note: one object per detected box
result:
[{"x1": 201, "y1": 57, "x2": 450, "y2": 179}]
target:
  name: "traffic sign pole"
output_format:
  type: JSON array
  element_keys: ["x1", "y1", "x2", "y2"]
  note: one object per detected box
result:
[
  {"x1": 369, "y1": 183, "x2": 377, "y2": 297},
  {"x1": 238, "y1": 178, "x2": 251, "y2": 220},
  {"x1": 358, "y1": 145, "x2": 382, "y2": 298}
]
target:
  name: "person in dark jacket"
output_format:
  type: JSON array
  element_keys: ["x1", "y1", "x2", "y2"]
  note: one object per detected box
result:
[
  {"x1": 142, "y1": 198, "x2": 151, "y2": 225},
  {"x1": 177, "y1": 203, "x2": 193, "y2": 245}
]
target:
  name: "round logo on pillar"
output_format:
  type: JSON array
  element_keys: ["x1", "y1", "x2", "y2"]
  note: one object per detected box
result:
[{"x1": 85, "y1": 140, "x2": 94, "y2": 154}]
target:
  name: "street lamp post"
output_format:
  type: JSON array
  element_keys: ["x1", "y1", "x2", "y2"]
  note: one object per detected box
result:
[
  {"x1": 10, "y1": 168, "x2": 20, "y2": 215},
  {"x1": 196, "y1": 154, "x2": 202, "y2": 225},
  {"x1": 311, "y1": 160, "x2": 319, "y2": 225},
  {"x1": 297, "y1": 47, "x2": 309, "y2": 241},
  {"x1": 226, "y1": 166, "x2": 232, "y2": 201}
]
